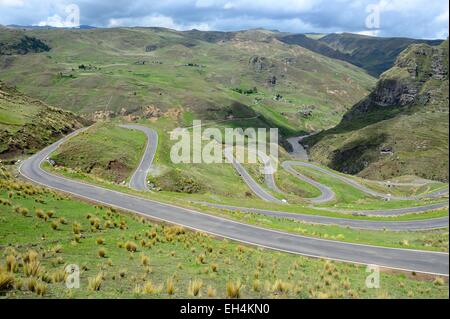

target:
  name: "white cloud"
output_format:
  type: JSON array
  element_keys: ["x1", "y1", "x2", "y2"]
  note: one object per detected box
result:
[
  {"x1": 0, "y1": 0, "x2": 24, "y2": 6},
  {"x1": 108, "y1": 14, "x2": 211, "y2": 31}
]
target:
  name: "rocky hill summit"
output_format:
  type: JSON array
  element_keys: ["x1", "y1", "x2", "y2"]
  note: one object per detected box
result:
[{"x1": 305, "y1": 40, "x2": 449, "y2": 181}]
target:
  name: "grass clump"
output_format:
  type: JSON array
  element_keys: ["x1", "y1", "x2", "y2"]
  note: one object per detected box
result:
[
  {"x1": 226, "y1": 280, "x2": 242, "y2": 299},
  {"x1": 188, "y1": 279, "x2": 203, "y2": 297},
  {"x1": 88, "y1": 273, "x2": 103, "y2": 291}
]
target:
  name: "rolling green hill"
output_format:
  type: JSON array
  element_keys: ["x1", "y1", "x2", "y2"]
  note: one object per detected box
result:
[
  {"x1": 0, "y1": 81, "x2": 89, "y2": 159},
  {"x1": 305, "y1": 40, "x2": 449, "y2": 182},
  {"x1": 0, "y1": 27, "x2": 50, "y2": 55},
  {"x1": 0, "y1": 27, "x2": 376, "y2": 134}
]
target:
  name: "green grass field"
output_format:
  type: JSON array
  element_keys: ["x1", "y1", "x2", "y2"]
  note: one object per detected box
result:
[{"x1": 0, "y1": 179, "x2": 448, "y2": 299}]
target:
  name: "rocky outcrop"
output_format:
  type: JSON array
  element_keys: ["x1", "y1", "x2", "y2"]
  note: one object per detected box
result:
[
  {"x1": 305, "y1": 40, "x2": 449, "y2": 181},
  {"x1": 249, "y1": 56, "x2": 272, "y2": 72},
  {"x1": 344, "y1": 41, "x2": 448, "y2": 120}
]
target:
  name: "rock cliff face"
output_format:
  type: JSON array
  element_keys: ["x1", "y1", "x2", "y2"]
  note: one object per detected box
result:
[
  {"x1": 344, "y1": 42, "x2": 448, "y2": 119},
  {"x1": 305, "y1": 40, "x2": 449, "y2": 181}
]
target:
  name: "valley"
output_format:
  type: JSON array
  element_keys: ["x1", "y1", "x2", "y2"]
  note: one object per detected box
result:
[{"x1": 0, "y1": 25, "x2": 448, "y2": 299}]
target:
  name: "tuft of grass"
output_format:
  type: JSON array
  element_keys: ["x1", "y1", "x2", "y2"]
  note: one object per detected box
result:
[
  {"x1": 88, "y1": 273, "x2": 103, "y2": 291},
  {"x1": 27, "y1": 277, "x2": 38, "y2": 292},
  {"x1": 0, "y1": 271, "x2": 15, "y2": 291},
  {"x1": 23, "y1": 260, "x2": 42, "y2": 277},
  {"x1": 166, "y1": 277, "x2": 175, "y2": 295},
  {"x1": 51, "y1": 268, "x2": 67, "y2": 283},
  {"x1": 35, "y1": 209, "x2": 45, "y2": 219},
  {"x1": 5, "y1": 255, "x2": 17, "y2": 273},
  {"x1": 272, "y1": 279, "x2": 290, "y2": 294},
  {"x1": 226, "y1": 280, "x2": 242, "y2": 299},
  {"x1": 433, "y1": 277, "x2": 445, "y2": 286},
  {"x1": 96, "y1": 237, "x2": 105, "y2": 245},
  {"x1": 50, "y1": 221, "x2": 59, "y2": 230},
  {"x1": 125, "y1": 241, "x2": 138, "y2": 252},
  {"x1": 143, "y1": 281, "x2": 159, "y2": 294},
  {"x1": 188, "y1": 279, "x2": 203, "y2": 297},
  {"x1": 72, "y1": 222, "x2": 81, "y2": 234},
  {"x1": 98, "y1": 248, "x2": 107, "y2": 258},
  {"x1": 207, "y1": 286, "x2": 216, "y2": 297},
  {"x1": 35, "y1": 282, "x2": 47, "y2": 296},
  {"x1": 140, "y1": 254, "x2": 150, "y2": 266}
]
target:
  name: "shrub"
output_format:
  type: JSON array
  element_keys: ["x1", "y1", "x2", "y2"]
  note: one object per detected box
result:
[
  {"x1": 207, "y1": 286, "x2": 216, "y2": 297},
  {"x1": 46, "y1": 211, "x2": 54, "y2": 218},
  {"x1": 211, "y1": 263, "x2": 218, "y2": 272},
  {"x1": 96, "y1": 237, "x2": 105, "y2": 245}
]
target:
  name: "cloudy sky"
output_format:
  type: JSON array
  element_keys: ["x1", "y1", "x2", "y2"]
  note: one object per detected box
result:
[{"x1": 0, "y1": 0, "x2": 448, "y2": 39}]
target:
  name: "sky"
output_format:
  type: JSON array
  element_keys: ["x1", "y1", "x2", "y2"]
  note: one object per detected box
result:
[{"x1": 0, "y1": 0, "x2": 448, "y2": 39}]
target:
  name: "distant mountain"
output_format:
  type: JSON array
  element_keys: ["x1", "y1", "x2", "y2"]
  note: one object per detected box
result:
[
  {"x1": 0, "y1": 81, "x2": 90, "y2": 159},
  {"x1": 317, "y1": 33, "x2": 443, "y2": 76},
  {"x1": 305, "y1": 40, "x2": 449, "y2": 181},
  {"x1": 0, "y1": 27, "x2": 375, "y2": 135}
]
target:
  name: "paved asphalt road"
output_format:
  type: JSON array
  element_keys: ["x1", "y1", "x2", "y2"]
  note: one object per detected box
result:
[
  {"x1": 196, "y1": 202, "x2": 449, "y2": 231},
  {"x1": 224, "y1": 146, "x2": 284, "y2": 203},
  {"x1": 119, "y1": 125, "x2": 158, "y2": 191},
  {"x1": 19, "y1": 128, "x2": 449, "y2": 275}
]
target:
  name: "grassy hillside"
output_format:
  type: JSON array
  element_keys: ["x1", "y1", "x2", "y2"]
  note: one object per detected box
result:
[
  {"x1": 0, "y1": 27, "x2": 50, "y2": 55},
  {"x1": 306, "y1": 41, "x2": 449, "y2": 181},
  {"x1": 0, "y1": 81, "x2": 89, "y2": 159},
  {"x1": 51, "y1": 123, "x2": 146, "y2": 183},
  {"x1": 317, "y1": 33, "x2": 443, "y2": 77},
  {"x1": 0, "y1": 178, "x2": 447, "y2": 299},
  {"x1": 0, "y1": 27, "x2": 376, "y2": 134}
]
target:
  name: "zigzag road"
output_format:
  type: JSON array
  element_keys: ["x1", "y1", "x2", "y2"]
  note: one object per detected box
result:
[{"x1": 19, "y1": 126, "x2": 449, "y2": 275}]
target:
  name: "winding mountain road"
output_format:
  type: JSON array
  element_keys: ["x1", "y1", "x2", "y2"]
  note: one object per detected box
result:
[
  {"x1": 119, "y1": 125, "x2": 158, "y2": 191},
  {"x1": 19, "y1": 126, "x2": 449, "y2": 275}
]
